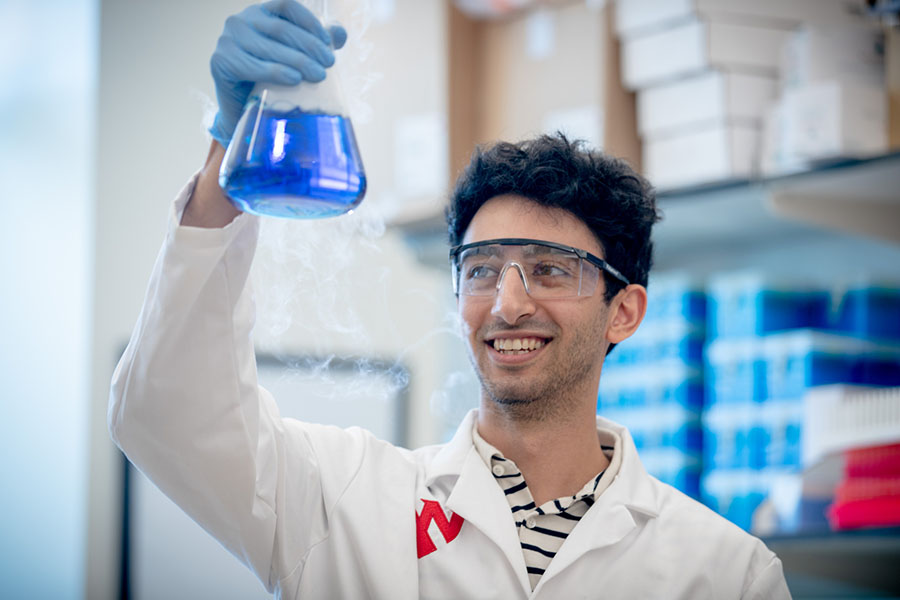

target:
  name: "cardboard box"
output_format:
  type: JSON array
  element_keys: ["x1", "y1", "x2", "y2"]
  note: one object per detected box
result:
[
  {"x1": 781, "y1": 24, "x2": 884, "y2": 92},
  {"x1": 780, "y1": 80, "x2": 888, "y2": 162},
  {"x1": 622, "y1": 17, "x2": 791, "y2": 90},
  {"x1": 615, "y1": 0, "x2": 864, "y2": 40},
  {"x1": 883, "y1": 26, "x2": 899, "y2": 150},
  {"x1": 638, "y1": 70, "x2": 776, "y2": 138},
  {"x1": 643, "y1": 123, "x2": 760, "y2": 190},
  {"x1": 448, "y1": 1, "x2": 641, "y2": 173}
]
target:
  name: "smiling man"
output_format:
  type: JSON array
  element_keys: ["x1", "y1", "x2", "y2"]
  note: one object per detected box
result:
[
  {"x1": 439, "y1": 137, "x2": 790, "y2": 596},
  {"x1": 448, "y1": 142, "x2": 650, "y2": 516},
  {"x1": 109, "y1": 2, "x2": 791, "y2": 598}
]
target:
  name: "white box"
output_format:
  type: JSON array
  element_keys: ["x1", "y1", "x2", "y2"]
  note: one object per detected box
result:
[
  {"x1": 638, "y1": 70, "x2": 776, "y2": 138},
  {"x1": 616, "y1": 0, "x2": 864, "y2": 40},
  {"x1": 803, "y1": 385, "x2": 900, "y2": 467},
  {"x1": 760, "y1": 100, "x2": 810, "y2": 177},
  {"x1": 622, "y1": 18, "x2": 791, "y2": 90},
  {"x1": 781, "y1": 80, "x2": 887, "y2": 161},
  {"x1": 643, "y1": 123, "x2": 760, "y2": 190},
  {"x1": 781, "y1": 24, "x2": 885, "y2": 92}
]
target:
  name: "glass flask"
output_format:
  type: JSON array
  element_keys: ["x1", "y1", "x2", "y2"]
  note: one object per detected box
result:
[{"x1": 219, "y1": 3, "x2": 366, "y2": 219}]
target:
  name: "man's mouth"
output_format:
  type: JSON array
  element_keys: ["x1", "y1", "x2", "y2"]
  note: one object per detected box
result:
[{"x1": 488, "y1": 337, "x2": 549, "y2": 355}]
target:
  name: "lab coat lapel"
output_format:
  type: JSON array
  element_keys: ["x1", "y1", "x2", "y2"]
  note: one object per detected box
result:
[
  {"x1": 423, "y1": 410, "x2": 478, "y2": 483},
  {"x1": 425, "y1": 410, "x2": 532, "y2": 595},
  {"x1": 535, "y1": 419, "x2": 662, "y2": 591},
  {"x1": 446, "y1": 447, "x2": 532, "y2": 594},
  {"x1": 538, "y1": 487, "x2": 637, "y2": 584}
]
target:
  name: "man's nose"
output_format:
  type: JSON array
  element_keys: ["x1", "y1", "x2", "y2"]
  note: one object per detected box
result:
[{"x1": 491, "y1": 263, "x2": 537, "y2": 324}]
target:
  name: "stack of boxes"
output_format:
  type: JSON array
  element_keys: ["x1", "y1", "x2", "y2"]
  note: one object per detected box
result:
[
  {"x1": 614, "y1": 0, "x2": 877, "y2": 190},
  {"x1": 597, "y1": 0, "x2": 896, "y2": 530},
  {"x1": 804, "y1": 386, "x2": 900, "y2": 531},
  {"x1": 599, "y1": 275, "x2": 707, "y2": 498},
  {"x1": 829, "y1": 441, "x2": 900, "y2": 531},
  {"x1": 599, "y1": 272, "x2": 900, "y2": 531},
  {"x1": 762, "y1": 23, "x2": 887, "y2": 174},
  {"x1": 703, "y1": 284, "x2": 827, "y2": 531},
  {"x1": 702, "y1": 274, "x2": 900, "y2": 530}
]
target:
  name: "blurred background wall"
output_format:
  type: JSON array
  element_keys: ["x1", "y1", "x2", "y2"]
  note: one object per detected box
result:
[{"x1": 0, "y1": 1, "x2": 97, "y2": 598}]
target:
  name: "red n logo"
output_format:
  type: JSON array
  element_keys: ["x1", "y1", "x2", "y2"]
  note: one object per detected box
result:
[{"x1": 416, "y1": 499, "x2": 464, "y2": 558}]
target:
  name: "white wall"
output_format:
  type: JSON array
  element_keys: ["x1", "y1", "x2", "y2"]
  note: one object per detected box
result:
[
  {"x1": 87, "y1": 1, "x2": 460, "y2": 598},
  {"x1": 0, "y1": 1, "x2": 97, "y2": 598}
]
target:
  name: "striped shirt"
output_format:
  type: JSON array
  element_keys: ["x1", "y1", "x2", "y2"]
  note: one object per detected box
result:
[{"x1": 472, "y1": 424, "x2": 622, "y2": 590}]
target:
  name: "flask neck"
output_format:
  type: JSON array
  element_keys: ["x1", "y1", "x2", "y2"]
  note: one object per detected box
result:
[
  {"x1": 246, "y1": 0, "x2": 343, "y2": 115},
  {"x1": 249, "y1": 77, "x2": 346, "y2": 117}
]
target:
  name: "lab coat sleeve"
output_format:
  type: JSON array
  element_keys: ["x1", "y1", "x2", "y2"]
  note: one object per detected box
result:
[
  {"x1": 742, "y1": 555, "x2": 792, "y2": 600},
  {"x1": 108, "y1": 174, "x2": 358, "y2": 591}
]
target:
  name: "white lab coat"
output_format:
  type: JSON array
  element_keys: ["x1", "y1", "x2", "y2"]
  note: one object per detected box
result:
[{"x1": 109, "y1": 174, "x2": 791, "y2": 599}]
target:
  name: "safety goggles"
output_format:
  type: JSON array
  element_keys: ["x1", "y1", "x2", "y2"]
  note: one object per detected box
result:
[{"x1": 449, "y1": 238, "x2": 630, "y2": 298}]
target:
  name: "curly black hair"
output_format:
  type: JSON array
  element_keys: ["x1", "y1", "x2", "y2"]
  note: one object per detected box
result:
[{"x1": 446, "y1": 133, "x2": 661, "y2": 303}]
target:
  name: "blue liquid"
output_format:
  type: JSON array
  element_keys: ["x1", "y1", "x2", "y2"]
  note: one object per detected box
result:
[{"x1": 221, "y1": 107, "x2": 366, "y2": 219}]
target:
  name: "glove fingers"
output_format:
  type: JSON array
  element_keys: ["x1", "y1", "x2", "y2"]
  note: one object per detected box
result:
[
  {"x1": 251, "y1": 15, "x2": 335, "y2": 68},
  {"x1": 237, "y1": 50, "x2": 310, "y2": 87},
  {"x1": 328, "y1": 25, "x2": 348, "y2": 50},
  {"x1": 261, "y1": 0, "x2": 331, "y2": 46},
  {"x1": 209, "y1": 0, "x2": 345, "y2": 145},
  {"x1": 212, "y1": 33, "x2": 305, "y2": 88},
  {"x1": 236, "y1": 27, "x2": 327, "y2": 83}
]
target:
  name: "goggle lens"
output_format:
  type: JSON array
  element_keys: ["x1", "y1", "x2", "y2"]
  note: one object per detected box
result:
[{"x1": 454, "y1": 242, "x2": 600, "y2": 298}]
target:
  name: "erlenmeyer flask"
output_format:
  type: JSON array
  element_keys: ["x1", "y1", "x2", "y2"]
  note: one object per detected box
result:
[{"x1": 219, "y1": 1, "x2": 365, "y2": 219}]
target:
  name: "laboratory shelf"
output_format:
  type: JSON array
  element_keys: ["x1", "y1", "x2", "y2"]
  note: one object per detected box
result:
[
  {"x1": 763, "y1": 527, "x2": 900, "y2": 597},
  {"x1": 651, "y1": 151, "x2": 900, "y2": 273},
  {"x1": 656, "y1": 150, "x2": 900, "y2": 202},
  {"x1": 395, "y1": 151, "x2": 900, "y2": 274}
]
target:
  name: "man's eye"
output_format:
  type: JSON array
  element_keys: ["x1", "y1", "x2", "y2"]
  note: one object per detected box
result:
[
  {"x1": 533, "y1": 262, "x2": 571, "y2": 277},
  {"x1": 467, "y1": 264, "x2": 498, "y2": 279}
]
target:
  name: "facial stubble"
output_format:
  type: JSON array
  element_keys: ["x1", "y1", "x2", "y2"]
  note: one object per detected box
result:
[{"x1": 470, "y1": 310, "x2": 608, "y2": 423}]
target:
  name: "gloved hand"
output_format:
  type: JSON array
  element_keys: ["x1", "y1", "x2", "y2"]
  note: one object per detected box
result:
[{"x1": 209, "y1": 0, "x2": 348, "y2": 147}]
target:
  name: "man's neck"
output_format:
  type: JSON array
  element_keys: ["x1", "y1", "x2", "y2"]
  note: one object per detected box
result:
[{"x1": 476, "y1": 400, "x2": 610, "y2": 507}]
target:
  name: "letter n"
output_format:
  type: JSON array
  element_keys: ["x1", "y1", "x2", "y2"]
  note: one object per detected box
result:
[{"x1": 416, "y1": 499, "x2": 464, "y2": 558}]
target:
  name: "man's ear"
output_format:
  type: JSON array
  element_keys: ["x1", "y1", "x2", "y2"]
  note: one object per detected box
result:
[{"x1": 606, "y1": 284, "x2": 647, "y2": 345}]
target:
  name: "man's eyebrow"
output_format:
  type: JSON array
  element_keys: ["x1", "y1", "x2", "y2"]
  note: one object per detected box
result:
[
  {"x1": 464, "y1": 243, "x2": 573, "y2": 258},
  {"x1": 464, "y1": 245, "x2": 504, "y2": 257},
  {"x1": 521, "y1": 244, "x2": 571, "y2": 257}
]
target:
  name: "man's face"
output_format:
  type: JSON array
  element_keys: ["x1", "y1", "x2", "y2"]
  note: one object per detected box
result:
[{"x1": 457, "y1": 194, "x2": 615, "y2": 417}]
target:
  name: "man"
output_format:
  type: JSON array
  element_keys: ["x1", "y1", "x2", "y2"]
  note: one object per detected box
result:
[{"x1": 110, "y1": 1, "x2": 791, "y2": 598}]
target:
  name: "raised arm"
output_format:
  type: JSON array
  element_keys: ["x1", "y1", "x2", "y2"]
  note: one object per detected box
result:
[
  {"x1": 181, "y1": 141, "x2": 240, "y2": 228},
  {"x1": 109, "y1": 1, "x2": 352, "y2": 591}
]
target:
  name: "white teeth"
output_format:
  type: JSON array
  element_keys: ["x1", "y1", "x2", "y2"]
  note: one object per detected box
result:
[{"x1": 491, "y1": 338, "x2": 546, "y2": 353}]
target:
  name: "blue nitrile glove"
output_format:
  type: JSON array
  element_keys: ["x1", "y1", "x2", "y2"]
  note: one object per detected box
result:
[{"x1": 209, "y1": 0, "x2": 348, "y2": 148}]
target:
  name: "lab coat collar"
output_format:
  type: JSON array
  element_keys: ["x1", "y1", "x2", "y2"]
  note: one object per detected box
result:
[
  {"x1": 425, "y1": 410, "x2": 662, "y2": 518},
  {"x1": 594, "y1": 415, "x2": 662, "y2": 519},
  {"x1": 424, "y1": 409, "x2": 479, "y2": 486},
  {"x1": 534, "y1": 416, "x2": 662, "y2": 593},
  {"x1": 425, "y1": 410, "x2": 664, "y2": 596},
  {"x1": 425, "y1": 410, "x2": 532, "y2": 594}
]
